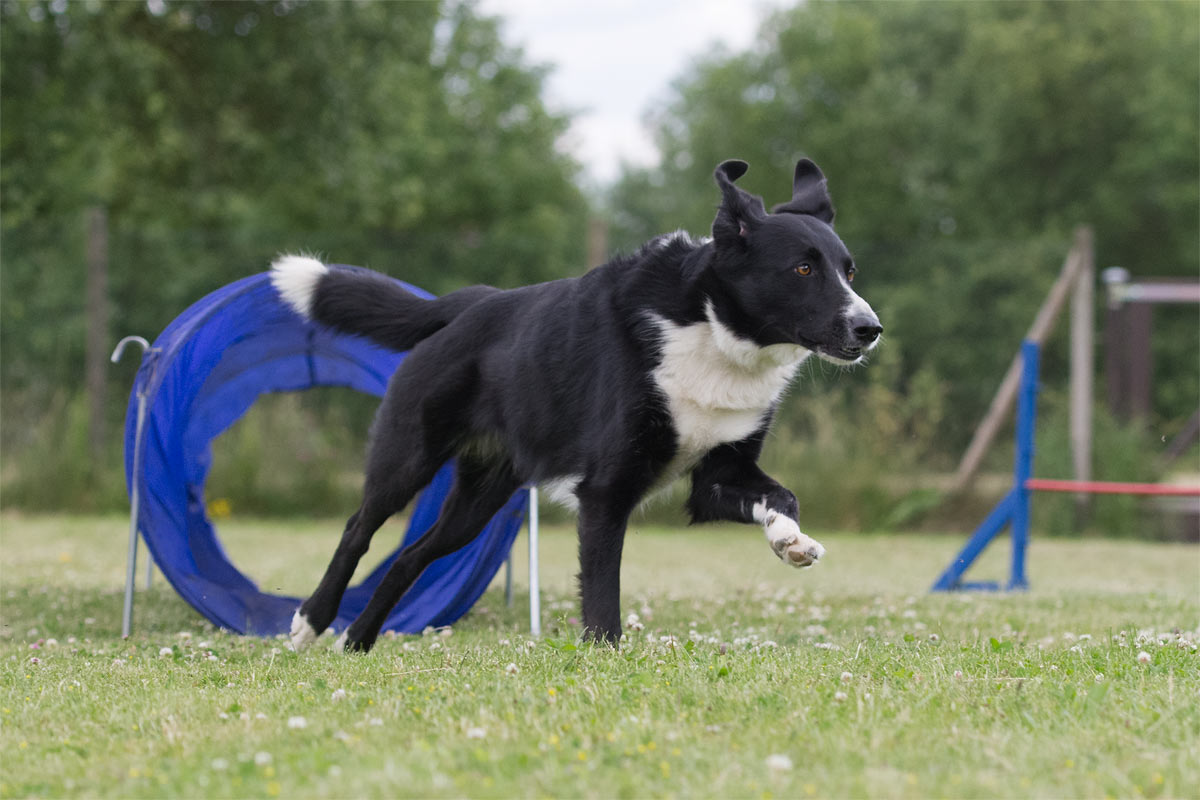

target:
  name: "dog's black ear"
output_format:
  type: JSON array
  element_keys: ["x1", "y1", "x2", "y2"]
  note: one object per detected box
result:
[
  {"x1": 712, "y1": 159, "x2": 767, "y2": 243},
  {"x1": 772, "y1": 158, "x2": 835, "y2": 225}
]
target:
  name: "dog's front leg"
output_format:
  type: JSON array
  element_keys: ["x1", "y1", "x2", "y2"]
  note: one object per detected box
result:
[
  {"x1": 575, "y1": 494, "x2": 632, "y2": 644},
  {"x1": 687, "y1": 440, "x2": 825, "y2": 567}
]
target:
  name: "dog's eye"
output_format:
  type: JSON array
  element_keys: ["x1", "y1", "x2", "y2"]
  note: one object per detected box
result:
[
  {"x1": 795, "y1": 264, "x2": 812, "y2": 276},
  {"x1": 846, "y1": 267, "x2": 857, "y2": 282}
]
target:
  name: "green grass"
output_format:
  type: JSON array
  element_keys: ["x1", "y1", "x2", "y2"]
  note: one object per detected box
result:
[{"x1": 1, "y1": 513, "x2": 1197, "y2": 798}]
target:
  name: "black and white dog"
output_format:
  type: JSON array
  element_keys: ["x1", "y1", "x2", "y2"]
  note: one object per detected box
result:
[{"x1": 273, "y1": 158, "x2": 881, "y2": 652}]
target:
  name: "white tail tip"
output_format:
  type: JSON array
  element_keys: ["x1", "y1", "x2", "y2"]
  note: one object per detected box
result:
[{"x1": 271, "y1": 254, "x2": 328, "y2": 319}]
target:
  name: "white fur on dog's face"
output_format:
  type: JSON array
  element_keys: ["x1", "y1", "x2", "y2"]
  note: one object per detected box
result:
[{"x1": 818, "y1": 267, "x2": 881, "y2": 366}]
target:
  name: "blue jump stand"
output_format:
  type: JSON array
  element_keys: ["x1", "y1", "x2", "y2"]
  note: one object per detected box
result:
[{"x1": 931, "y1": 340, "x2": 1039, "y2": 592}]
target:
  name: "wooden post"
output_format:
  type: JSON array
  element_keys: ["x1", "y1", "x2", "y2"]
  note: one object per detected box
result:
[
  {"x1": 1069, "y1": 227, "x2": 1094, "y2": 523},
  {"x1": 951, "y1": 227, "x2": 1090, "y2": 492},
  {"x1": 586, "y1": 217, "x2": 609, "y2": 271},
  {"x1": 85, "y1": 206, "x2": 110, "y2": 463},
  {"x1": 1125, "y1": 303, "x2": 1153, "y2": 421}
]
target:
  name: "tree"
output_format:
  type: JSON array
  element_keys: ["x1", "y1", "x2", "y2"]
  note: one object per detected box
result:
[
  {"x1": 1, "y1": 0, "x2": 589, "y2": 399},
  {"x1": 608, "y1": 0, "x2": 1199, "y2": 451},
  {"x1": 0, "y1": 0, "x2": 591, "y2": 511}
]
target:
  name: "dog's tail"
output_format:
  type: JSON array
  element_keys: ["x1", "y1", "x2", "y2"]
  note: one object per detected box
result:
[{"x1": 270, "y1": 255, "x2": 497, "y2": 352}]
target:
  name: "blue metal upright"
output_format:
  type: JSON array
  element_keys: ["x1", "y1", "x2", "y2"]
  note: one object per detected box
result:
[{"x1": 931, "y1": 340, "x2": 1039, "y2": 592}]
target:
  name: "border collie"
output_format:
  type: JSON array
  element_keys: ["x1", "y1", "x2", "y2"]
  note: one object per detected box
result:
[{"x1": 273, "y1": 158, "x2": 881, "y2": 652}]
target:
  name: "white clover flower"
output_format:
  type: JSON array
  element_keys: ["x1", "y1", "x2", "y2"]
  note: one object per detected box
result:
[
  {"x1": 368, "y1": 717, "x2": 383, "y2": 727},
  {"x1": 1094, "y1": 674, "x2": 1104, "y2": 683},
  {"x1": 255, "y1": 712, "x2": 268, "y2": 720},
  {"x1": 765, "y1": 754, "x2": 793, "y2": 772},
  {"x1": 211, "y1": 758, "x2": 229, "y2": 771},
  {"x1": 505, "y1": 662, "x2": 519, "y2": 675},
  {"x1": 159, "y1": 646, "x2": 173, "y2": 657},
  {"x1": 834, "y1": 691, "x2": 848, "y2": 702},
  {"x1": 331, "y1": 688, "x2": 347, "y2": 702},
  {"x1": 953, "y1": 670, "x2": 964, "y2": 679},
  {"x1": 1137, "y1": 650, "x2": 1152, "y2": 664},
  {"x1": 254, "y1": 751, "x2": 273, "y2": 767},
  {"x1": 287, "y1": 716, "x2": 308, "y2": 729},
  {"x1": 466, "y1": 727, "x2": 486, "y2": 739},
  {"x1": 840, "y1": 671, "x2": 853, "y2": 683}
]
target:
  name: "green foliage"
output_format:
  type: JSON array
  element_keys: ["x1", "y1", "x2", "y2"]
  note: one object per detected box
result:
[
  {"x1": 3, "y1": 1, "x2": 1196, "y2": 528},
  {"x1": 757, "y1": 338, "x2": 952, "y2": 531},
  {"x1": 1, "y1": 0, "x2": 589, "y2": 396},
  {"x1": 609, "y1": 0, "x2": 1200, "y2": 447},
  {"x1": 1, "y1": 0, "x2": 589, "y2": 511},
  {"x1": 1032, "y1": 397, "x2": 1177, "y2": 538},
  {"x1": 206, "y1": 390, "x2": 377, "y2": 517},
  {"x1": 0, "y1": 393, "x2": 126, "y2": 512}
]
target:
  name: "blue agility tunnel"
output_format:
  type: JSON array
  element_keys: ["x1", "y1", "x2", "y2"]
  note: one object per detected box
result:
[{"x1": 121, "y1": 268, "x2": 528, "y2": 637}]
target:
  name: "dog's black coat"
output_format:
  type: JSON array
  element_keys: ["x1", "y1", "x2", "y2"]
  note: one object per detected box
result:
[{"x1": 276, "y1": 159, "x2": 881, "y2": 651}]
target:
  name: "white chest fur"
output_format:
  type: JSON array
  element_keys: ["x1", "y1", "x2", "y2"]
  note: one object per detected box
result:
[{"x1": 651, "y1": 303, "x2": 810, "y2": 472}]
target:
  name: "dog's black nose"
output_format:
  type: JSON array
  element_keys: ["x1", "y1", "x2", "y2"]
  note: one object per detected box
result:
[{"x1": 852, "y1": 320, "x2": 883, "y2": 345}]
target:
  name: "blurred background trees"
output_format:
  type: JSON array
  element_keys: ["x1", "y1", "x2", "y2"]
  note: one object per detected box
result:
[{"x1": 2, "y1": 0, "x2": 1196, "y2": 532}]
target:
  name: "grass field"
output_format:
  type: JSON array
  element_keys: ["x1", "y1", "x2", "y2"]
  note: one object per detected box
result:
[{"x1": 1, "y1": 512, "x2": 1197, "y2": 798}]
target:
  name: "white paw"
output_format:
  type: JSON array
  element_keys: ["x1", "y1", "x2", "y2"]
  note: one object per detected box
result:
[
  {"x1": 289, "y1": 610, "x2": 319, "y2": 652},
  {"x1": 764, "y1": 514, "x2": 825, "y2": 568},
  {"x1": 332, "y1": 631, "x2": 349, "y2": 652}
]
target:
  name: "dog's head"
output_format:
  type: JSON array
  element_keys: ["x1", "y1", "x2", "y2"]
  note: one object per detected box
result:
[{"x1": 708, "y1": 159, "x2": 881, "y2": 364}]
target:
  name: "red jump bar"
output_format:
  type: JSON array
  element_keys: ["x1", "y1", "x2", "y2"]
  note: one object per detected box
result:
[{"x1": 1025, "y1": 478, "x2": 1200, "y2": 496}]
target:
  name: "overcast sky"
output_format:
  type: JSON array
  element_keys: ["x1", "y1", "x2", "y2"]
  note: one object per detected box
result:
[{"x1": 477, "y1": 0, "x2": 789, "y2": 186}]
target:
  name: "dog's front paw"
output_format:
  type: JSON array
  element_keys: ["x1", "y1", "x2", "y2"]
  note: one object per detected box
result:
[{"x1": 764, "y1": 513, "x2": 824, "y2": 568}]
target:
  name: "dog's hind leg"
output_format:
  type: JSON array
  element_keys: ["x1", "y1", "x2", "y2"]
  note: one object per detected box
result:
[
  {"x1": 290, "y1": 499, "x2": 397, "y2": 651},
  {"x1": 290, "y1": 434, "x2": 448, "y2": 651},
  {"x1": 335, "y1": 457, "x2": 522, "y2": 653}
]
